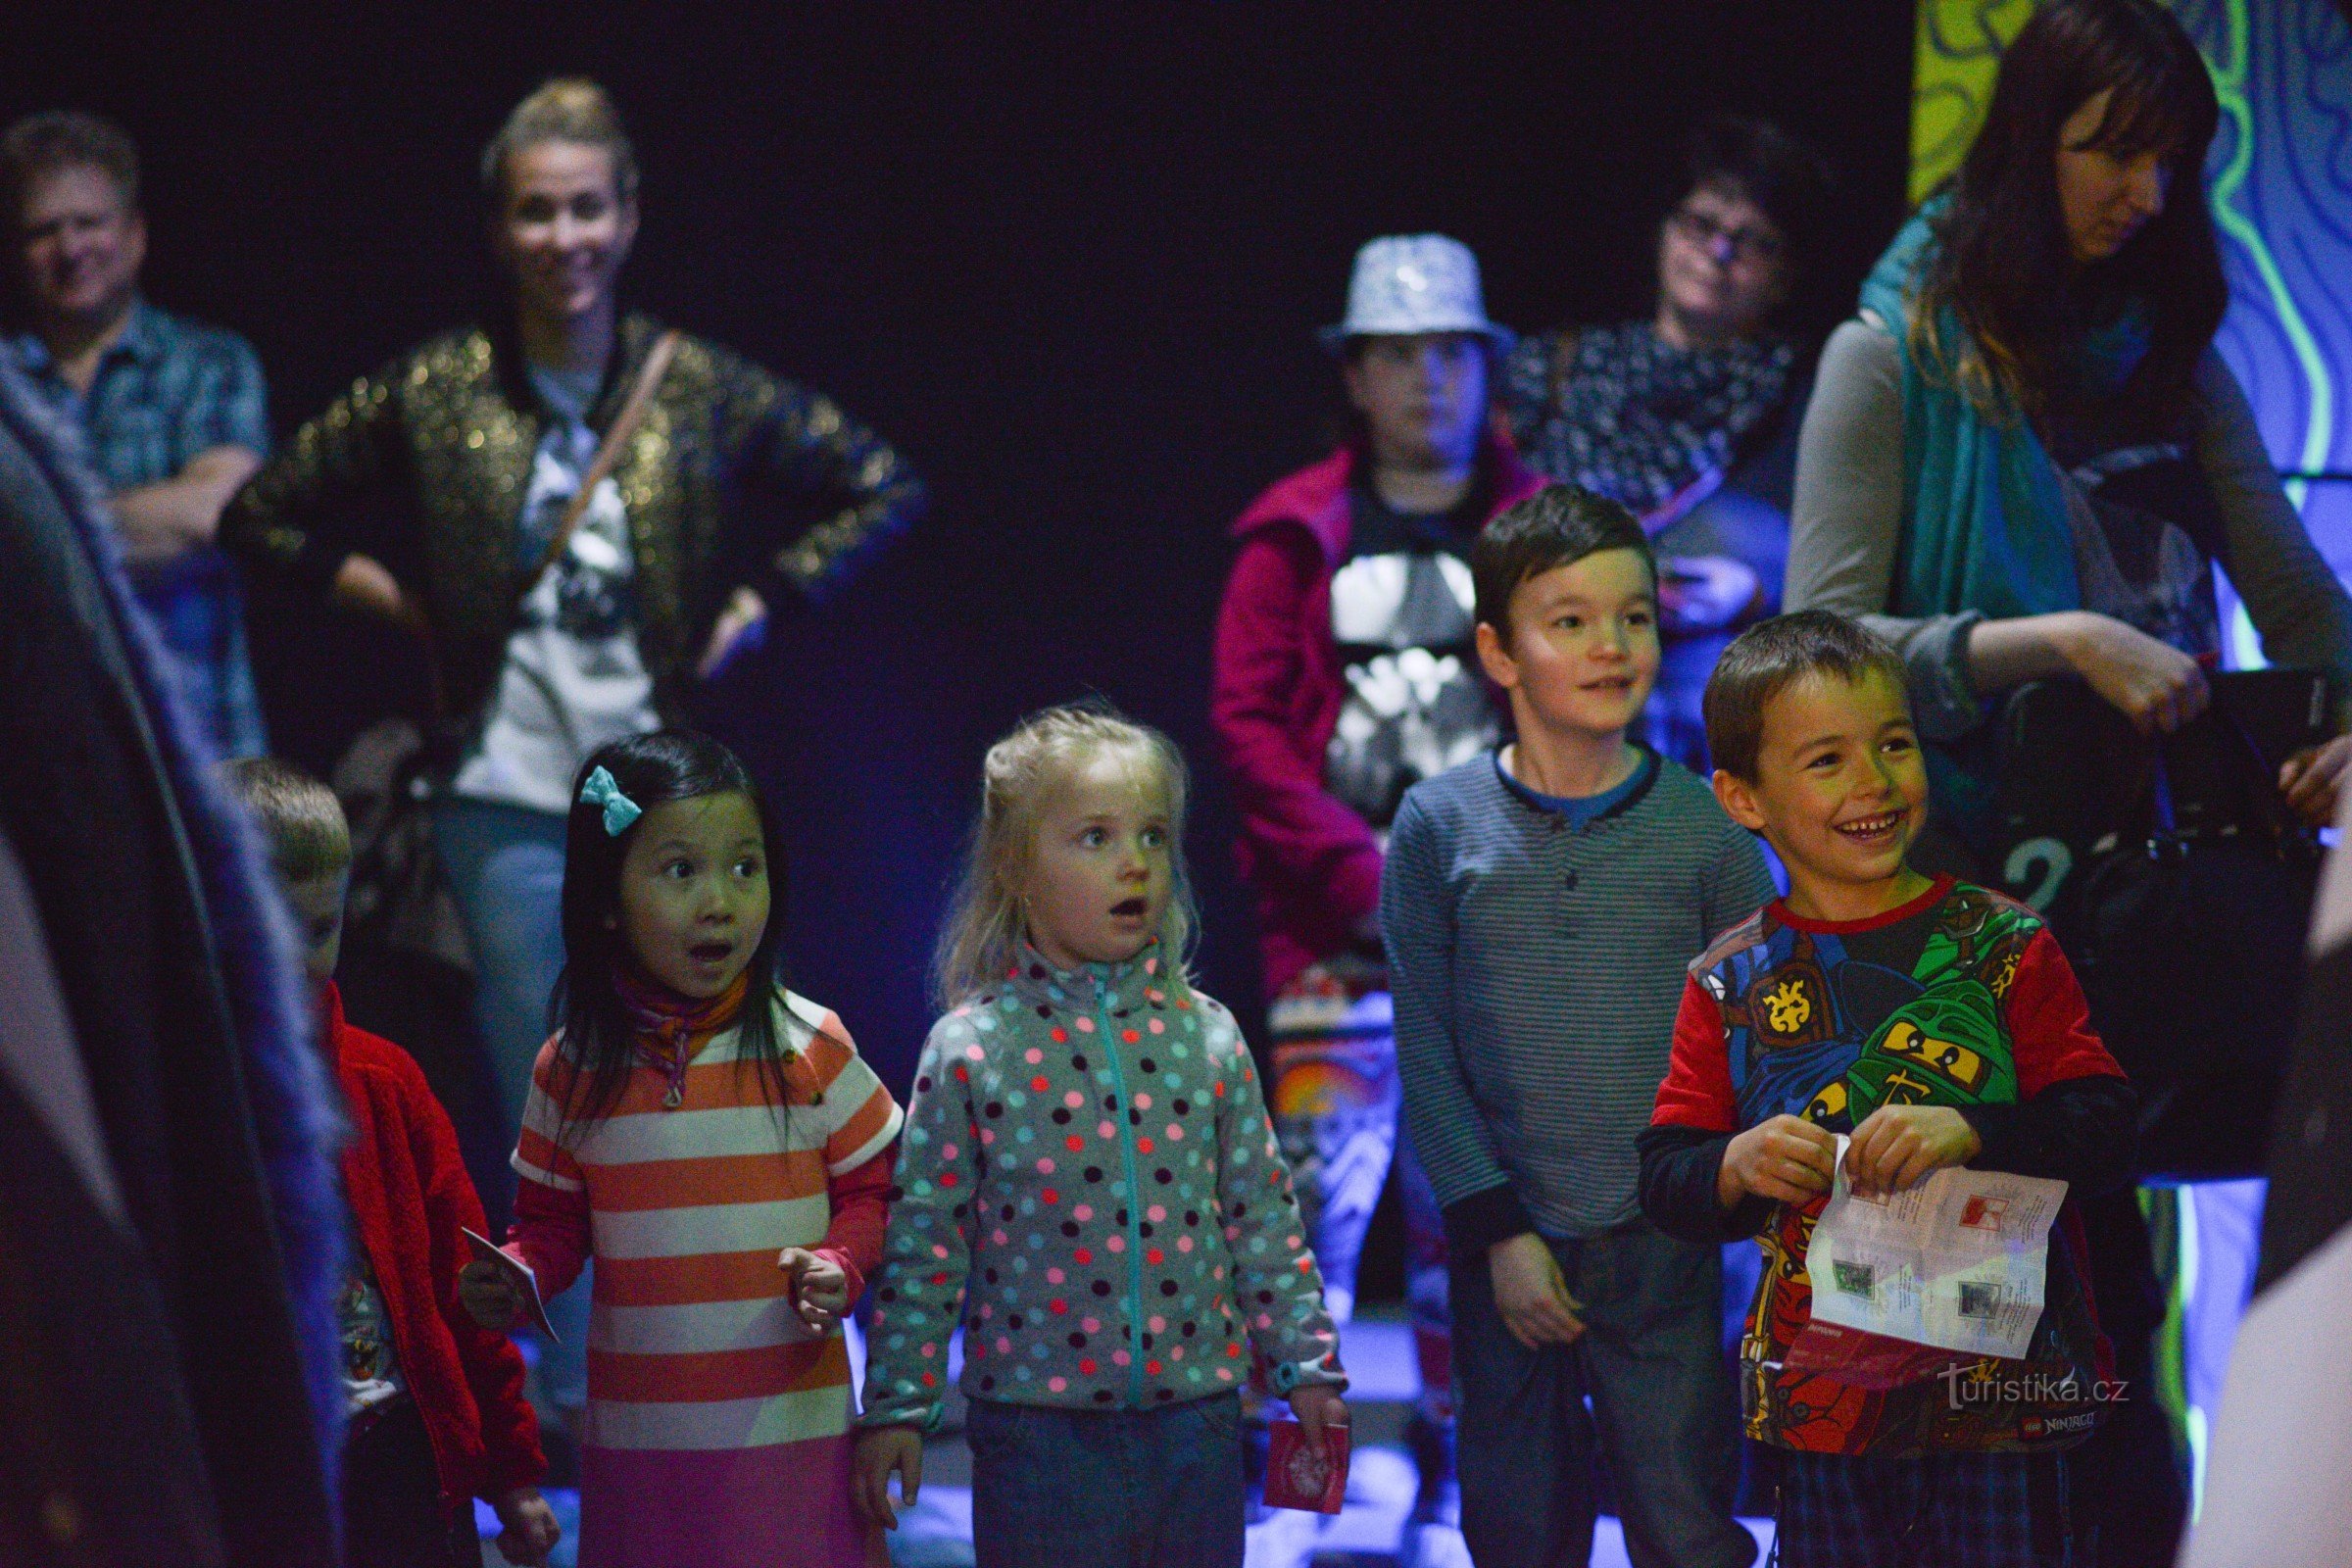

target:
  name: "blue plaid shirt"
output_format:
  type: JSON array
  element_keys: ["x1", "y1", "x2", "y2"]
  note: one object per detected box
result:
[{"x1": 9, "y1": 299, "x2": 272, "y2": 757}]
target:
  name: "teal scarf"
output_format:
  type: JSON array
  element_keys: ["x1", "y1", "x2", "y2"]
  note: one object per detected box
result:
[
  {"x1": 1857, "y1": 201, "x2": 2152, "y2": 624},
  {"x1": 1858, "y1": 203, "x2": 2152, "y2": 849}
]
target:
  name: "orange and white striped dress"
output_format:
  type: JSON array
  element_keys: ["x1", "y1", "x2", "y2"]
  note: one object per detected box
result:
[{"x1": 511, "y1": 991, "x2": 902, "y2": 1568}]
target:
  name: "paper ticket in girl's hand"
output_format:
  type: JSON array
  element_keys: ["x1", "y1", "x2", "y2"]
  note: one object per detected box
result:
[{"x1": 463, "y1": 1228, "x2": 558, "y2": 1342}]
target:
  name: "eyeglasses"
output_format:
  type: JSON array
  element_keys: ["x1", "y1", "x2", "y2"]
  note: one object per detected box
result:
[{"x1": 1667, "y1": 207, "x2": 1786, "y2": 266}]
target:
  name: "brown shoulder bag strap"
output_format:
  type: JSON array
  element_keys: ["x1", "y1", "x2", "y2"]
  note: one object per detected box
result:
[{"x1": 516, "y1": 328, "x2": 682, "y2": 606}]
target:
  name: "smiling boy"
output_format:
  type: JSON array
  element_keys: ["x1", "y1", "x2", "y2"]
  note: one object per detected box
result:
[
  {"x1": 1383, "y1": 483, "x2": 1773, "y2": 1568},
  {"x1": 1637, "y1": 612, "x2": 2135, "y2": 1565}
]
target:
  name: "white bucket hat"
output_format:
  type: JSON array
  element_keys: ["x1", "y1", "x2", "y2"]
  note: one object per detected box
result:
[{"x1": 1319, "y1": 233, "x2": 1514, "y2": 352}]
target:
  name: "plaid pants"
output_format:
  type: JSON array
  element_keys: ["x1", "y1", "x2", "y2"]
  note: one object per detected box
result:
[{"x1": 1777, "y1": 1449, "x2": 2072, "y2": 1568}]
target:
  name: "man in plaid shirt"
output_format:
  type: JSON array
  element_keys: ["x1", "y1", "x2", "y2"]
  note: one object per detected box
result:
[{"x1": 6, "y1": 110, "x2": 271, "y2": 758}]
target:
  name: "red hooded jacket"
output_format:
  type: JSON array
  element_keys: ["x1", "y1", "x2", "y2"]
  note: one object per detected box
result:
[
  {"x1": 1210, "y1": 436, "x2": 1544, "y2": 995},
  {"x1": 325, "y1": 983, "x2": 545, "y2": 1515}
]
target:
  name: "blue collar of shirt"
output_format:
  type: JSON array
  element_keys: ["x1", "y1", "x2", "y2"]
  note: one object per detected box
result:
[
  {"x1": 10, "y1": 296, "x2": 159, "y2": 379},
  {"x1": 1492, "y1": 745, "x2": 1659, "y2": 829}
]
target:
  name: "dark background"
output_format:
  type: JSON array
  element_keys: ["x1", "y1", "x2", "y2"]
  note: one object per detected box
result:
[{"x1": 7, "y1": 2, "x2": 1913, "y2": 1099}]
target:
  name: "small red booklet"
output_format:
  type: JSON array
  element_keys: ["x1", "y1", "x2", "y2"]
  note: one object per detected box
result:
[
  {"x1": 463, "y1": 1228, "x2": 559, "y2": 1342},
  {"x1": 1262, "y1": 1421, "x2": 1349, "y2": 1514}
]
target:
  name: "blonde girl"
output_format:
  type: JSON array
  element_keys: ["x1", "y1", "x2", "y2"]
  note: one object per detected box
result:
[{"x1": 854, "y1": 704, "x2": 1348, "y2": 1568}]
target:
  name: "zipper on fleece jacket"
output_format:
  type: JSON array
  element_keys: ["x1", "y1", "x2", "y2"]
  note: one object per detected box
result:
[{"x1": 1095, "y1": 987, "x2": 1152, "y2": 1410}]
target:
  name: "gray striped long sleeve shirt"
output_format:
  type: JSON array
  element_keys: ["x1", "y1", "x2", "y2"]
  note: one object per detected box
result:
[{"x1": 1383, "y1": 751, "x2": 1777, "y2": 1252}]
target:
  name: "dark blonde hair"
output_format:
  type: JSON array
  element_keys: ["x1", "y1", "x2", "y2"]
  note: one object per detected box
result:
[
  {"x1": 480, "y1": 77, "x2": 639, "y2": 209},
  {"x1": 934, "y1": 703, "x2": 1198, "y2": 1007},
  {"x1": 1703, "y1": 612, "x2": 1910, "y2": 783},
  {"x1": 220, "y1": 758, "x2": 351, "y2": 882},
  {"x1": 2, "y1": 110, "x2": 140, "y2": 220}
]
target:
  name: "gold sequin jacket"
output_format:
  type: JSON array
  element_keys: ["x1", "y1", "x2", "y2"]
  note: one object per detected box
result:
[{"x1": 222, "y1": 313, "x2": 923, "y2": 727}]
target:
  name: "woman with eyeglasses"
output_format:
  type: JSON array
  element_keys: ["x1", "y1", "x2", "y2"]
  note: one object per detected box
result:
[{"x1": 1504, "y1": 115, "x2": 1835, "y2": 768}]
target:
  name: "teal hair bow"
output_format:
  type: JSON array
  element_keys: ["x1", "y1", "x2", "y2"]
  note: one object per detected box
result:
[{"x1": 579, "y1": 766, "x2": 642, "y2": 836}]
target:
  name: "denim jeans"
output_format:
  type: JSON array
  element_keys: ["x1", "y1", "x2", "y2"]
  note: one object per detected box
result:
[
  {"x1": 1451, "y1": 1222, "x2": 1753, "y2": 1568},
  {"x1": 430, "y1": 796, "x2": 590, "y2": 1406},
  {"x1": 966, "y1": 1394, "x2": 1247, "y2": 1568}
]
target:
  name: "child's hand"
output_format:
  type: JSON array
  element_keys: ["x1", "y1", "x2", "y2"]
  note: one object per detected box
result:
[
  {"x1": 1488, "y1": 1232, "x2": 1585, "y2": 1349},
  {"x1": 1717, "y1": 1114, "x2": 1838, "y2": 1209},
  {"x1": 778, "y1": 1247, "x2": 850, "y2": 1331},
  {"x1": 458, "y1": 1259, "x2": 525, "y2": 1331},
  {"x1": 491, "y1": 1487, "x2": 562, "y2": 1567},
  {"x1": 853, "y1": 1425, "x2": 925, "y2": 1529},
  {"x1": 1286, "y1": 1384, "x2": 1350, "y2": 1461},
  {"x1": 1845, "y1": 1104, "x2": 1982, "y2": 1199}
]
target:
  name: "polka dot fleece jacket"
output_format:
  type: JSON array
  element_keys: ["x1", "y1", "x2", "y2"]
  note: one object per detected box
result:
[{"x1": 858, "y1": 945, "x2": 1346, "y2": 1427}]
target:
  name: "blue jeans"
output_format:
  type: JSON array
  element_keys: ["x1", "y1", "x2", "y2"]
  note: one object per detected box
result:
[
  {"x1": 966, "y1": 1395, "x2": 1247, "y2": 1568},
  {"x1": 430, "y1": 796, "x2": 589, "y2": 1406},
  {"x1": 1451, "y1": 1222, "x2": 1753, "y2": 1568}
]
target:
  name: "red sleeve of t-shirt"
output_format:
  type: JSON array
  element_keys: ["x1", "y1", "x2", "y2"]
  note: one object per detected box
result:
[
  {"x1": 2004, "y1": 926, "x2": 2127, "y2": 1098},
  {"x1": 1651, "y1": 975, "x2": 1741, "y2": 1133}
]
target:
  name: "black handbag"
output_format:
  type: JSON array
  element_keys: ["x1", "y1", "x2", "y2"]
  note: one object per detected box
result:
[{"x1": 1988, "y1": 670, "x2": 2328, "y2": 1180}]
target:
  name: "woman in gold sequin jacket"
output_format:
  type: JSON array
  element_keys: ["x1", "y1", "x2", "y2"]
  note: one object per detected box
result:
[
  {"x1": 220, "y1": 78, "x2": 925, "y2": 1437},
  {"x1": 222, "y1": 82, "x2": 923, "y2": 735}
]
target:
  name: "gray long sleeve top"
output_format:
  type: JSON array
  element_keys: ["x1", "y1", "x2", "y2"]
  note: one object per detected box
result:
[
  {"x1": 1785, "y1": 317, "x2": 2352, "y2": 739},
  {"x1": 1383, "y1": 752, "x2": 1776, "y2": 1250}
]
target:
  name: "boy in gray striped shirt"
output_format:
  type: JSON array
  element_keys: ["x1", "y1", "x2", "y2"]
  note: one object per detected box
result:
[{"x1": 1384, "y1": 485, "x2": 1773, "y2": 1568}]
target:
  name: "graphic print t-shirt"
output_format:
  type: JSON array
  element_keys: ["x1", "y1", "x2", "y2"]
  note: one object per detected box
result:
[
  {"x1": 1324, "y1": 472, "x2": 1498, "y2": 837},
  {"x1": 451, "y1": 361, "x2": 661, "y2": 814},
  {"x1": 338, "y1": 1253, "x2": 407, "y2": 1420},
  {"x1": 1654, "y1": 878, "x2": 2126, "y2": 1456}
]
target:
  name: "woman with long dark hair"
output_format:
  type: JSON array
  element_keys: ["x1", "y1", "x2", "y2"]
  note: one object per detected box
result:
[
  {"x1": 1788, "y1": 0, "x2": 2352, "y2": 848},
  {"x1": 1786, "y1": 4, "x2": 2352, "y2": 1563}
]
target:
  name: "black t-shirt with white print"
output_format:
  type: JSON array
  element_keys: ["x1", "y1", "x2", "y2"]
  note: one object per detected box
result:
[{"x1": 1324, "y1": 466, "x2": 1500, "y2": 835}]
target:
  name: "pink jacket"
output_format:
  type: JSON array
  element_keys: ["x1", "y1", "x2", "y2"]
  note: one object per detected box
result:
[{"x1": 1210, "y1": 436, "x2": 1544, "y2": 995}]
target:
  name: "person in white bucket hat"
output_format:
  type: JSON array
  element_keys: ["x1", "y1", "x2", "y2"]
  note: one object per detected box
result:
[
  {"x1": 1318, "y1": 233, "x2": 1517, "y2": 352},
  {"x1": 1211, "y1": 233, "x2": 1540, "y2": 1563}
]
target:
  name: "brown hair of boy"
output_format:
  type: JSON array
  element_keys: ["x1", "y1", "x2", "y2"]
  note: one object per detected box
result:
[
  {"x1": 1702, "y1": 611, "x2": 1910, "y2": 782},
  {"x1": 221, "y1": 757, "x2": 351, "y2": 882},
  {"x1": 1469, "y1": 482, "x2": 1655, "y2": 643}
]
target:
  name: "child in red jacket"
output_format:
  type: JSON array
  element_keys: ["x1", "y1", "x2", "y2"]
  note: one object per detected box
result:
[{"x1": 227, "y1": 759, "x2": 560, "y2": 1568}]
